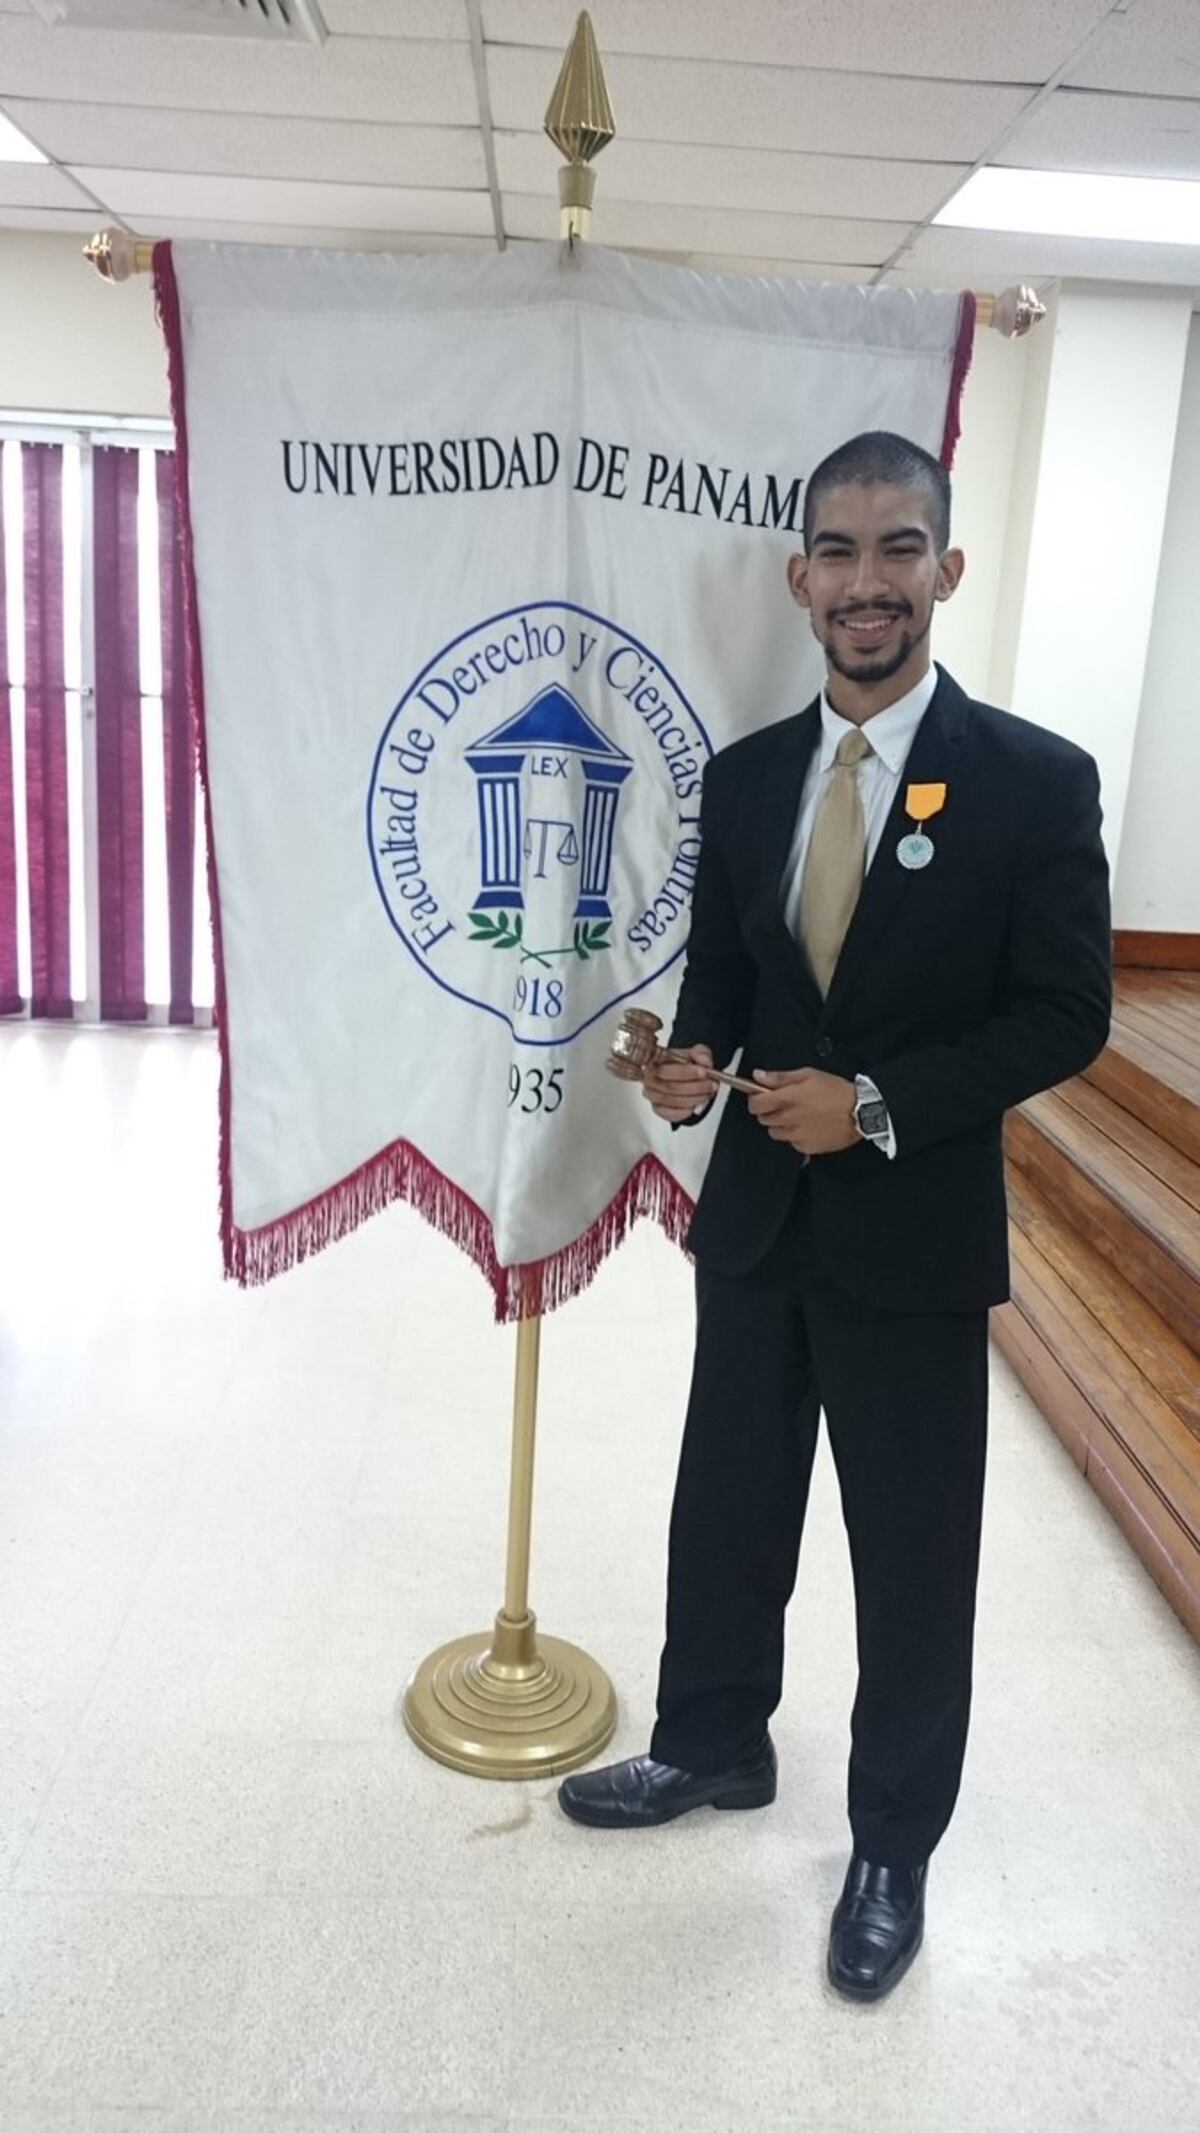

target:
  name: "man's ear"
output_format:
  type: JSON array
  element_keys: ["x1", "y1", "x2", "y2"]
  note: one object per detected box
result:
[
  {"x1": 786, "y1": 552, "x2": 811, "y2": 609},
  {"x1": 935, "y1": 546, "x2": 966, "y2": 602}
]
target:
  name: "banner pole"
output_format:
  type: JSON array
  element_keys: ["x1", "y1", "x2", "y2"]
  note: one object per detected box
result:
[
  {"x1": 79, "y1": 231, "x2": 1048, "y2": 337},
  {"x1": 502, "y1": 1308, "x2": 541, "y2": 1624},
  {"x1": 400, "y1": 10, "x2": 622, "y2": 1778}
]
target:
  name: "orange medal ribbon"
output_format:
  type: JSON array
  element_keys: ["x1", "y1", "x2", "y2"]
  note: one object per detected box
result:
[{"x1": 905, "y1": 782, "x2": 947, "y2": 824}]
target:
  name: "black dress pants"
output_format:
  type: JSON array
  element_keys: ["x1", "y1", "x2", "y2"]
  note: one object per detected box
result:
[{"x1": 649, "y1": 1177, "x2": 989, "y2": 1868}]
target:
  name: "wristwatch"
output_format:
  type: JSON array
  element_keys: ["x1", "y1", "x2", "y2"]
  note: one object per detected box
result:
[{"x1": 853, "y1": 1079, "x2": 891, "y2": 1144}]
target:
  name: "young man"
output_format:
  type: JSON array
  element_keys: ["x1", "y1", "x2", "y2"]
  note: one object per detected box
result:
[{"x1": 558, "y1": 431, "x2": 1113, "y2": 2002}]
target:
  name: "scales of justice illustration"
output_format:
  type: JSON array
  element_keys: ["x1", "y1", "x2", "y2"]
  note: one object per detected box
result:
[{"x1": 466, "y1": 682, "x2": 630, "y2": 941}]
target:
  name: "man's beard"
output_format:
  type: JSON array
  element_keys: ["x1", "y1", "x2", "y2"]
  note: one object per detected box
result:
[{"x1": 822, "y1": 603, "x2": 932, "y2": 685}]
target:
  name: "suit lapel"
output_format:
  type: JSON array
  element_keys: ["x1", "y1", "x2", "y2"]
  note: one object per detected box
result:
[{"x1": 823, "y1": 665, "x2": 971, "y2": 1017}]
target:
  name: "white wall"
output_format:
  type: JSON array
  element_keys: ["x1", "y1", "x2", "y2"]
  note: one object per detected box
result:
[
  {"x1": 1114, "y1": 316, "x2": 1200, "y2": 933},
  {"x1": 998, "y1": 284, "x2": 1194, "y2": 864},
  {"x1": 0, "y1": 231, "x2": 168, "y2": 418}
]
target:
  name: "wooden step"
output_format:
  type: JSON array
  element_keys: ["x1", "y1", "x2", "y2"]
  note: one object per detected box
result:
[
  {"x1": 1051, "y1": 1076, "x2": 1200, "y2": 1219},
  {"x1": 1007, "y1": 1169, "x2": 1200, "y2": 1441},
  {"x1": 1085, "y1": 974, "x2": 1200, "y2": 1167},
  {"x1": 993, "y1": 1228, "x2": 1200, "y2": 1644},
  {"x1": 1006, "y1": 1090, "x2": 1200, "y2": 1354}
]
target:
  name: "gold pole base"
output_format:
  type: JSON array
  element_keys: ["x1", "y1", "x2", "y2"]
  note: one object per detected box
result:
[{"x1": 401, "y1": 1607, "x2": 617, "y2": 1778}]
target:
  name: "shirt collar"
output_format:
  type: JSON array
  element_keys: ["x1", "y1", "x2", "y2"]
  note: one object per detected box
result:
[{"x1": 818, "y1": 663, "x2": 939, "y2": 776}]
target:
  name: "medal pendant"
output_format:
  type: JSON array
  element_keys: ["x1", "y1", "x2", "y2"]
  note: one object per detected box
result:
[{"x1": 897, "y1": 831, "x2": 934, "y2": 871}]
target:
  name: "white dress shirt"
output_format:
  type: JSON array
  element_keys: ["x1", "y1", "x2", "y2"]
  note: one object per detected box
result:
[{"x1": 779, "y1": 663, "x2": 939, "y2": 1159}]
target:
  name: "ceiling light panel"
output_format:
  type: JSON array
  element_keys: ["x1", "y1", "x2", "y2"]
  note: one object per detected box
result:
[
  {"x1": 0, "y1": 108, "x2": 47, "y2": 160},
  {"x1": 908, "y1": 220, "x2": 1200, "y2": 289},
  {"x1": 936, "y1": 165, "x2": 1200, "y2": 245}
]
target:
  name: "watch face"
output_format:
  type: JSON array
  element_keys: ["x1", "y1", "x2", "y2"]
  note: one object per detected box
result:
[{"x1": 857, "y1": 1100, "x2": 888, "y2": 1138}]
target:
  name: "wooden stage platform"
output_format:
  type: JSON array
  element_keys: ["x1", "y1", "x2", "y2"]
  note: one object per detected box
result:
[{"x1": 994, "y1": 967, "x2": 1200, "y2": 1642}]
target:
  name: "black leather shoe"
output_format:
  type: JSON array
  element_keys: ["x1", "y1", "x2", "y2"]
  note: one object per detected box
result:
[
  {"x1": 557, "y1": 1736, "x2": 776, "y2": 1828},
  {"x1": 827, "y1": 1853, "x2": 928, "y2": 2002}
]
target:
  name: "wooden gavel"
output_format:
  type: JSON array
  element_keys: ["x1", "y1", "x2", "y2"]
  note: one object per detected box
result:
[{"x1": 605, "y1": 1008, "x2": 758, "y2": 1094}]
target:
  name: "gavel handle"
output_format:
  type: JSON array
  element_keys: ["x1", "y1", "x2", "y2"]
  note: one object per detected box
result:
[
  {"x1": 704, "y1": 1066, "x2": 760, "y2": 1096},
  {"x1": 659, "y1": 1047, "x2": 758, "y2": 1097}
]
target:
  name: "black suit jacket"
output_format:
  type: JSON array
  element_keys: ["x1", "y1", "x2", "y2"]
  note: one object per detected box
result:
[{"x1": 670, "y1": 665, "x2": 1112, "y2": 1313}]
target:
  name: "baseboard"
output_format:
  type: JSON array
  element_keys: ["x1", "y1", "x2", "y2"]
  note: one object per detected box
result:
[{"x1": 1112, "y1": 930, "x2": 1200, "y2": 970}]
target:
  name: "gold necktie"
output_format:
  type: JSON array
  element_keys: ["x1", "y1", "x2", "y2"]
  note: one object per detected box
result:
[{"x1": 798, "y1": 728, "x2": 873, "y2": 995}]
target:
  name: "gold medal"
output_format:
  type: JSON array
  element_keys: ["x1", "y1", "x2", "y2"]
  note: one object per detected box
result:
[{"x1": 897, "y1": 782, "x2": 946, "y2": 870}]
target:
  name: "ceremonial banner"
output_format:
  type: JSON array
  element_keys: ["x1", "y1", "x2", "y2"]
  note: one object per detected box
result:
[{"x1": 157, "y1": 242, "x2": 973, "y2": 1316}]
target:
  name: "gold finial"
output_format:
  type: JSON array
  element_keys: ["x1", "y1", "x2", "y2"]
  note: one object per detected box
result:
[
  {"x1": 83, "y1": 228, "x2": 154, "y2": 281},
  {"x1": 544, "y1": 9, "x2": 616, "y2": 243},
  {"x1": 977, "y1": 284, "x2": 1047, "y2": 338}
]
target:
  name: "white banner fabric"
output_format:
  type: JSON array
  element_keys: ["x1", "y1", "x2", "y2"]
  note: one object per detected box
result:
[{"x1": 159, "y1": 241, "x2": 971, "y2": 1315}]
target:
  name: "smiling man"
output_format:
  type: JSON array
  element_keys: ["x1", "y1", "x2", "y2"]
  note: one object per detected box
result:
[{"x1": 558, "y1": 431, "x2": 1113, "y2": 2003}]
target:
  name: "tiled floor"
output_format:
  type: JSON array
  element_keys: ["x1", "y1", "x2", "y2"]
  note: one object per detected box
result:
[{"x1": 1, "y1": 1022, "x2": 1198, "y2": 2132}]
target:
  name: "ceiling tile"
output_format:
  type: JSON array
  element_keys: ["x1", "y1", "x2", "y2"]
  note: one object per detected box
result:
[
  {"x1": 679, "y1": 254, "x2": 877, "y2": 285},
  {"x1": 997, "y1": 87, "x2": 1200, "y2": 179},
  {"x1": 71, "y1": 168, "x2": 494, "y2": 237},
  {"x1": 321, "y1": 0, "x2": 463, "y2": 32},
  {"x1": 487, "y1": 45, "x2": 1030, "y2": 160},
  {"x1": 503, "y1": 190, "x2": 910, "y2": 265},
  {"x1": 496, "y1": 130, "x2": 966, "y2": 221},
  {"x1": 1, "y1": 99, "x2": 487, "y2": 188},
  {"x1": 128, "y1": 218, "x2": 492, "y2": 253},
  {"x1": 0, "y1": 16, "x2": 477, "y2": 124},
  {"x1": 481, "y1": 0, "x2": 1114, "y2": 86},
  {"x1": 899, "y1": 221, "x2": 1200, "y2": 289},
  {"x1": 0, "y1": 161, "x2": 95, "y2": 208},
  {"x1": 0, "y1": 203, "x2": 100, "y2": 230},
  {"x1": 1066, "y1": 0, "x2": 1200, "y2": 98}
]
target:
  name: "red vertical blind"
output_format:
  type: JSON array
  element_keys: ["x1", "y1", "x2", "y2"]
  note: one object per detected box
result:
[
  {"x1": 94, "y1": 444, "x2": 146, "y2": 1021},
  {"x1": 157, "y1": 451, "x2": 196, "y2": 1025},
  {"x1": 0, "y1": 459, "x2": 18, "y2": 1016},
  {"x1": 0, "y1": 434, "x2": 209, "y2": 1026},
  {"x1": 22, "y1": 443, "x2": 71, "y2": 1019}
]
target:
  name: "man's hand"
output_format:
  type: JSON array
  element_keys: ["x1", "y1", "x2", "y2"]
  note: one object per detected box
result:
[
  {"x1": 643, "y1": 1044, "x2": 717, "y2": 1123},
  {"x1": 748, "y1": 1069, "x2": 858, "y2": 1155}
]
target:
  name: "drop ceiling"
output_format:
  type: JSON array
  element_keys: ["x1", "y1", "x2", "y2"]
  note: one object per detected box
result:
[{"x1": 1, "y1": 0, "x2": 1199, "y2": 294}]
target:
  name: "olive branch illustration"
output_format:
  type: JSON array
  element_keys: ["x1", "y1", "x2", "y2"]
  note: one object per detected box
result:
[{"x1": 468, "y1": 912, "x2": 612, "y2": 968}]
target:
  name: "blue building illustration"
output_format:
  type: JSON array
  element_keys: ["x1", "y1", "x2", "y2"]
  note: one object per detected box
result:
[{"x1": 464, "y1": 685, "x2": 633, "y2": 921}]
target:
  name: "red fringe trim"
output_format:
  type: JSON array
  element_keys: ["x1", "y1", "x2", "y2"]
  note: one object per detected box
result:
[
  {"x1": 230, "y1": 1145, "x2": 695, "y2": 1323},
  {"x1": 152, "y1": 241, "x2": 237, "y2": 1276},
  {"x1": 940, "y1": 290, "x2": 976, "y2": 470}
]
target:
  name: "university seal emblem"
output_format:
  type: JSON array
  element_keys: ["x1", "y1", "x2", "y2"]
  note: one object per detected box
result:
[{"x1": 368, "y1": 601, "x2": 714, "y2": 1047}]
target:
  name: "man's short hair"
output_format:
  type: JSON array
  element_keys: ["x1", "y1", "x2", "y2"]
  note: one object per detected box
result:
[{"x1": 802, "y1": 431, "x2": 951, "y2": 553}]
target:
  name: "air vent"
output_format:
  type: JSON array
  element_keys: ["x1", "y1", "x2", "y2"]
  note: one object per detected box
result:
[{"x1": 27, "y1": 0, "x2": 328, "y2": 43}]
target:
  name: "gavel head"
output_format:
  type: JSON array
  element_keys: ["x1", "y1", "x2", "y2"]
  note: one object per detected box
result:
[{"x1": 606, "y1": 1007, "x2": 664, "y2": 1080}]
